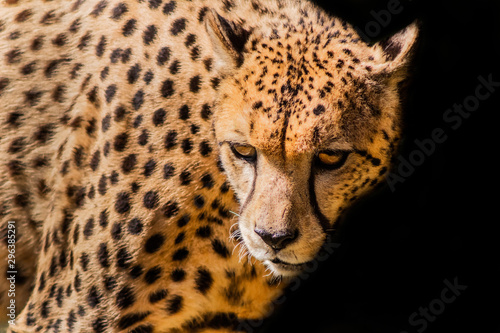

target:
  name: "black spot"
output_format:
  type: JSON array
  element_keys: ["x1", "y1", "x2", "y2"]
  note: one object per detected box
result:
[
  {"x1": 74, "y1": 274, "x2": 81, "y2": 292},
  {"x1": 190, "y1": 124, "x2": 200, "y2": 134},
  {"x1": 128, "y1": 218, "x2": 143, "y2": 234},
  {"x1": 144, "y1": 266, "x2": 162, "y2": 284},
  {"x1": 148, "y1": 0, "x2": 162, "y2": 9},
  {"x1": 200, "y1": 173, "x2": 214, "y2": 189},
  {"x1": 83, "y1": 217, "x2": 95, "y2": 238},
  {"x1": 161, "y1": 79, "x2": 175, "y2": 98},
  {"x1": 133, "y1": 114, "x2": 143, "y2": 128},
  {"x1": 24, "y1": 89, "x2": 44, "y2": 106},
  {"x1": 115, "y1": 192, "x2": 130, "y2": 214},
  {"x1": 185, "y1": 33, "x2": 196, "y2": 47},
  {"x1": 143, "y1": 70, "x2": 154, "y2": 84},
  {"x1": 104, "y1": 275, "x2": 117, "y2": 291},
  {"x1": 80, "y1": 252, "x2": 89, "y2": 271},
  {"x1": 190, "y1": 46, "x2": 200, "y2": 61},
  {"x1": 139, "y1": 129, "x2": 149, "y2": 146},
  {"x1": 110, "y1": 170, "x2": 119, "y2": 184},
  {"x1": 96, "y1": 36, "x2": 107, "y2": 57},
  {"x1": 153, "y1": 108, "x2": 166, "y2": 125},
  {"x1": 143, "y1": 159, "x2": 156, "y2": 177},
  {"x1": 177, "y1": 214, "x2": 190, "y2": 227},
  {"x1": 31, "y1": 36, "x2": 44, "y2": 51},
  {"x1": 110, "y1": 49, "x2": 122, "y2": 63},
  {"x1": 179, "y1": 170, "x2": 191, "y2": 186},
  {"x1": 121, "y1": 48, "x2": 132, "y2": 63},
  {"x1": 127, "y1": 63, "x2": 141, "y2": 84},
  {"x1": 92, "y1": 317, "x2": 108, "y2": 333},
  {"x1": 157, "y1": 47, "x2": 171, "y2": 65},
  {"x1": 163, "y1": 200, "x2": 179, "y2": 218},
  {"x1": 98, "y1": 174, "x2": 107, "y2": 195},
  {"x1": 90, "y1": 0, "x2": 108, "y2": 17},
  {"x1": 313, "y1": 104, "x2": 326, "y2": 115},
  {"x1": 211, "y1": 239, "x2": 230, "y2": 258},
  {"x1": 189, "y1": 75, "x2": 201, "y2": 93},
  {"x1": 114, "y1": 133, "x2": 128, "y2": 151},
  {"x1": 5, "y1": 48, "x2": 22, "y2": 64},
  {"x1": 178, "y1": 104, "x2": 190, "y2": 120},
  {"x1": 129, "y1": 264, "x2": 144, "y2": 279},
  {"x1": 121, "y1": 154, "x2": 137, "y2": 174},
  {"x1": 203, "y1": 58, "x2": 213, "y2": 71},
  {"x1": 196, "y1": 225, "x2": 212, "y2": 238},
  {"x1": 143, "y1": 25, "x2": 158, "y2": 45},
  {"x1": 118, "y1": 312, "x2": 151, "y2": 330},
  {"x1": 172, "y1": 247, "x2": 189, "y2": 261},
  {"x1": 195, "y1": 268, "x2": 213, "y2": 294},
  {"x1": 169, "y1": 60, "x2": 180, "y2": 74},
  {"x1": 164, "y1": 130, "x2": 177, "y2": 149},
  {"x1": 52, "y1": 33, "x2": 67, "y2": 47},
  {"x1": 111, "y1": 222, "x2": 122, "y2": 240},
  {"x1": 114, "y1": 105, "x2": 126, "y2": 121},
  {"x1": 132, "y1": 90, "x2": 144, "y2": 110},
  {"x1": 21, "y1": 61, "x2": 37, "y2": 75},
  {"x1": 67, "y1": 310, "x2": 76, "y2": 330},
  {"x1": 149, "y1": 289, "x2": 167, "y2": 303},
  {"x1": 163, "y1": 1, "x2": 176, "y2": 14},
  {"x1": 170, "y1": 18, "x2": 186, "y2": 35},
  {"x1": 52, "y1": 84, "x2": 66, "y2": 103},
  {"x1": 122, "y1": 19, "x2": 137, "y2": 36},
  {"x1": 116, "y1": 286, "x2": 135, "y2": 309},
  {"x1": 194, "y1": 195, "x2": 205, "y2": 208},
  {"x1": 41, "y1": 300, "x2": 50, "y2": 318},
  {"x1": 199, "y1": 141, "x2": 212, "y2": 156},
  {"x1": 98, "y1": 243, "x2": 109, "y2": 268},
  {"x1": 0, "y1": 77, "x2": 10, "y2": 94},
  {"x1": 200, "y1": 104, "x2": 212, "y2": 120},
  {"x1": 144, "y1": 233, "x2": 165, "y2": 253},
  {"x1": 111, "y1": 2, "x2": 128, "y2": 20},
  {"x1": 116, "y1": 247, "x2": 132, "y2": 268},
  {"x1": 163, "y1": 163, "x2": 175, "y2": 179},
  {"x1": 7, "y1": 137, "x2": 24, "y2": 154},
  {"x1": 15, "y1": 9, "x2": 33, "y2": 22},
  {"x1": 101, "y1": 114, "x2": 111, "y2": 132},
  {"x1": 181, "y1": 138, "x2": 193, "y2": 154},
  {"x1": 171, "y1": 268, "x2": 186, "y2": 282},
  {"x1": 210, "y1": 77, "x2": 220, "y2": 89},
  {"x1": 87, "y1": 285, "x2": 102, "y2": 308},
  {"x1": 143, "y1": 191, "x2": 159, "y2": 209}
]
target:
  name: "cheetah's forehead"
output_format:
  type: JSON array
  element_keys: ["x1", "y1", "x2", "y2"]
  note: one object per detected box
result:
[{"x1": 229, "y1": 26, "x2": 382, "y2": 156}]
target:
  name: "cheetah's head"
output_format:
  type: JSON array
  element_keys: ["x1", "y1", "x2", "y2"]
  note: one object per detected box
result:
[{"x1": 207, "y1": 9, "x2": 418, "y2": 277}]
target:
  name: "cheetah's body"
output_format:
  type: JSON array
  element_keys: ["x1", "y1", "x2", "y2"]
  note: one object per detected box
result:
[{"x1": 0, "y1": 0, "x2": 417, "y2": 331}]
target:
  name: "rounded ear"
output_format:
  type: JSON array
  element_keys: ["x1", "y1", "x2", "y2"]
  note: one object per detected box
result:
[
  {"x1": 371, "y1": 21, "x2": 420, "y2": 82},
  {"x1": 205, "y1": 9, "x2": 251, "y2": 74}
]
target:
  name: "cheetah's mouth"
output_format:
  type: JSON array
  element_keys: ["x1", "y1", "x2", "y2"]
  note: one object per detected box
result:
[{"x1": 266, "y1": 258, "x2": 310, "y2": 275}]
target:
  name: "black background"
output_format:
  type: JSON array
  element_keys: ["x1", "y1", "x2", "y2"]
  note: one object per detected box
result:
[{"x1": 259, "y1": 0, "x2": 500, "y2": 332}]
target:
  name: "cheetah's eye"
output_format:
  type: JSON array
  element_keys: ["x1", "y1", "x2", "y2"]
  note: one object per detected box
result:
[
  {"x1": 316, "y1": 151, "x2": 350, "y2": 170},
  {"x1": 230, "y1": 144, "x2": 257, "y2": 162}
]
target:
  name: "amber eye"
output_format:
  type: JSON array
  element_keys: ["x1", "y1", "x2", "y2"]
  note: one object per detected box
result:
[
  {"x1": 230, "y1": 144, "x2": 257, "y2": 162},
  {"x1": 316, "y1": 151, "x2": 349, "y2": 170}
]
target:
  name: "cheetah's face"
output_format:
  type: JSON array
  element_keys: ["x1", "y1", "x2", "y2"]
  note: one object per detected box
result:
[{"x1": 207, "y1": 11, "x2": 418, "y2": 276}]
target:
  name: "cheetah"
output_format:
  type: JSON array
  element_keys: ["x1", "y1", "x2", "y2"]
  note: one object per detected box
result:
[{"x1": 0, "y1": 0, "x2": 418, "y2": 331}]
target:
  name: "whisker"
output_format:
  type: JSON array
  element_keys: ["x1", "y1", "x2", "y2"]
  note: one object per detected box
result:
[{"x1": 229, "y1": 210, "x2": 240, "y2": 217}]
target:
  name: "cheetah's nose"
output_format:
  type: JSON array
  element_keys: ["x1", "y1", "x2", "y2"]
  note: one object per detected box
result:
[{"x1": 254, "y1": 228, "x2": 299, "y2": 251}]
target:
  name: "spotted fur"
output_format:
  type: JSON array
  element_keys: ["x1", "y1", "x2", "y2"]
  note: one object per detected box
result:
[{"x1": 0, "y1": 0, "x2": 418, "y2": 331}]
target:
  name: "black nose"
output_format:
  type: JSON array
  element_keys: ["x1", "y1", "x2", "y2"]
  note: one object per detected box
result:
[{"x1": 254, "y1": 228, "x2": 299, "y2": 251}]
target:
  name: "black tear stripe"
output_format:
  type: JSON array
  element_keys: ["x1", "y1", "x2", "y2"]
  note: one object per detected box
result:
[
  {"x1": 308, "y1": 170, "x2": 331, "y2": 232},
  {"x1": 237, "y1": 162, "x2": 258, "y2": 216}
]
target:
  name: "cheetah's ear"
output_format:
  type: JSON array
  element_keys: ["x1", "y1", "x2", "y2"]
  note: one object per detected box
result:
[
  {"x1": 205, "y1": 9, "x2": 250, "y2": 73},
  {"x1": 371, "y1": 21, "x2": 419, "y2": 81}
]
